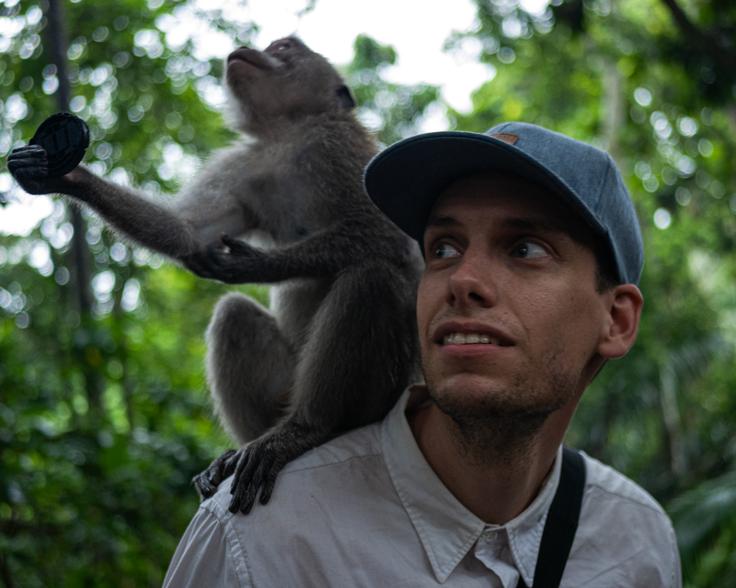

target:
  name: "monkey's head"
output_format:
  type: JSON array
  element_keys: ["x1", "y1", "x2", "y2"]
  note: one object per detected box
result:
[{"x1": 224, "y1": 36, "x2": 356, "y2": 133}]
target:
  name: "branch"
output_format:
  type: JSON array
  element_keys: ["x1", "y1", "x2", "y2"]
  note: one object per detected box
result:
[
  {"x1": 660, "y1": 0, "x2": 703, "y2": 41},
  {"x1": 659, "y1": 0, "x2": 736, "y2": 68},
  {"x1": 0, "y1": 553, "x2": 15, "y2": 588},
  {"x1": 0, "y1": 519, "x2": 64, "y2": 536}
]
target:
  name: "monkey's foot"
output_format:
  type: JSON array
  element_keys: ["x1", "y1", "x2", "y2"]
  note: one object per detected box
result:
[
  {"x1": 228, "y1": 422, "x2": 325, "y2": 515},
  {"x1": 192, "y1": 448, "x2": 239, "y2": 499}
]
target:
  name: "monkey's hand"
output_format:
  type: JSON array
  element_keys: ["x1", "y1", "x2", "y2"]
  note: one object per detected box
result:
[
  {"x1": 183, "y1": 235, "x2": 269, "y2": 284},
  {"x1": 228, "y1": 421, "x2": 326, "y2": 514},
  {"x1": 6, "y1": 145, "x2": 78, "y2": 195},
  {"x1": 192, "y1": 448, "x2": 239, "y2": 499}
]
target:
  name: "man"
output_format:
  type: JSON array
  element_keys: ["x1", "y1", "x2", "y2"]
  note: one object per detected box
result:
[{"x1": 164, "y1": 122, "x2": 681, "y2": 587}]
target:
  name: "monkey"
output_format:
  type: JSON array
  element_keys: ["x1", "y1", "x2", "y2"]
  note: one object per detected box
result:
[{"x1": 7, "y1": 36, "x2": 422, "y2": 514}]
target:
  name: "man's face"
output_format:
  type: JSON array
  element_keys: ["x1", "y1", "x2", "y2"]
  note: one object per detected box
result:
[{"x1": 417, "y1": 172, "x2": 615, "y2": 423}]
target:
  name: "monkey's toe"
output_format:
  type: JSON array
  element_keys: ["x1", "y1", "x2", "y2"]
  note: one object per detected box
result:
[
  {"x1": 192, "y1": 471, "x2": 218, "y2": 499},
  {"x1": 193, "y1": 448, "x2": 239, "y2": 499},
  {"x1": 227, "y1": 424, "x2": 330, "y2": 515},
  {"x1": 227, "y1": 437, "x2": 290, "y2": 514}
]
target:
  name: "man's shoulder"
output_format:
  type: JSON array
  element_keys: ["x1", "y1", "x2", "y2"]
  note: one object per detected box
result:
[
  {"x1": 202, "y1": 421, "x2": 387, "y2": 524},
  {"x1": 163, "y1": 423, "x2": 391, "y2": 588},
  {"x1": 581, "y1": 451, "x2": 668, "y2": 518},
  {"x1": 576, "y1": 451, "x2": 681, "y2": 586},
  {"x1": 187, "y1": 421, "x2": 408, "y2": 584}
]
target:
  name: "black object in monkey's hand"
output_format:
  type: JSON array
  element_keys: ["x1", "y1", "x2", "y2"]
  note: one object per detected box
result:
[{"x1": 30, "y1": 112, "x2": 89, "y2": 177}]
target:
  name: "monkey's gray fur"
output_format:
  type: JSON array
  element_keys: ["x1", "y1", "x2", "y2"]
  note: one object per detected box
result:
[{"x1": 7, "y1": 37, "x2": 422, "y2": 514}]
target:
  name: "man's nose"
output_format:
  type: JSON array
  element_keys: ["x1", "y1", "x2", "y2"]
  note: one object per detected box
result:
[{"x1": 446, "y1": 249, "x2": 498, "y2": 309}]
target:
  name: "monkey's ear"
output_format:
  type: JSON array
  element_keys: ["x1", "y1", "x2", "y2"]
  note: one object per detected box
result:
[{"x1": 336, "y1": 85, "x2": 356, "y2": 110}]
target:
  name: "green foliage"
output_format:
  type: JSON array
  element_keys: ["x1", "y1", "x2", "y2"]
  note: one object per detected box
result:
[
  {"x1": 1, "y1": 0, "x2": 735, "y2": 586},
  {"x1": 345, "y1": 35, "x2": 440, "y2": 145},
  {"x1": 669, "y1": 469, "x2": 736, "y2": 586}
]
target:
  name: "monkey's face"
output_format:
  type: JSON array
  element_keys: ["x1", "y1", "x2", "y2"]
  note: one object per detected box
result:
[{"x1": 225, "y1": 37, "x2": 354, "y2": 129}]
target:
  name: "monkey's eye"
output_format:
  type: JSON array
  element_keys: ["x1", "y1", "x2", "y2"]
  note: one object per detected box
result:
[{"x1": 273, "y1": 40, "x2": 292, "y2": 51}]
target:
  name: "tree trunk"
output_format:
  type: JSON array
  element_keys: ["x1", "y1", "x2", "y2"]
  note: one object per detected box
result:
[
  {"x1": 601, "y1": 57, "x2": 624, "y2": 163},
  {"x1": 44, "y1": 0, "x2": 104, "y2": 421},
  {"x1": 659, "y1": 364, "x2": 687, "y2": 477}
]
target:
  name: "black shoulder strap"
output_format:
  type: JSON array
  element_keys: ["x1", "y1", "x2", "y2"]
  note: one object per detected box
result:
[{"x1": 518, "y1": 447, "x2": 586, "y2": 588}]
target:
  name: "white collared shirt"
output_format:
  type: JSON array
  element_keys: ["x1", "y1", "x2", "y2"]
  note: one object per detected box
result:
[{"x1": 164, "y1": 388, "x2": 681, "y2": 587}]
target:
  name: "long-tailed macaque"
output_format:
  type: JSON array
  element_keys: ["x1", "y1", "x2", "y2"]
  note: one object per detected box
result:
[{"x1": 7, "y1": 37, "x2": 422, "y2": 514}]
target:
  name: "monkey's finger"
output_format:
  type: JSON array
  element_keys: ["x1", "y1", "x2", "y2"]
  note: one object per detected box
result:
[
  {"x1": 7, "y1": 157, "x2": 47, "y2": 171},
  {"x1": 227, "y1": 490, "x2": 242, "y2": 514},
  {"x1": 237, "y1": 443, "x2": 266, "y2": 485},
  {"x1": 7, "y1": 149, "x2": 48, "y2": 173},
  {"x1": 204, "y1": 241, "x2": 227, "y2": 263},
  {"x1": 230, "y1": 465, "x2": 260, "y2": 514},
  {"x1": 8, "y1": 163, "x2": 49, "y2": 180},
  {"x1": 221, "y1": 234, "x2": 252, "y2": 254},
  {"x1": 183, "y1": 254, "x2": 216, "y2": 279},
  {"x1": 8, "y1": 144, "x2": 47, "y2": 159},
  {"x1": 228, "y1": 450, "x2": 253, "y2": 512},
  {"x1": 241, "y1": 454, "x2": 275, "y2": 514},
  {"x1": 228, "y1": 484, "x2": 245, "y2": 513},
  {"x1": 183, "y1": 259, "x2": 206, "y2": 277},
  {"x1": 223, "y1": 449, "x2": 241, "y2": 478},
  {"x1": 230, "y1": 449, "x2": 251, "y2": 493},
  {"x1": 206, "y1": 248, "x2": 231, "y2": 266},
  {"x1": 228, "y1": 495, "x2": 241, "y2": 513},
  {"x1": 258, "y1": 466, "x2": 280, "y2": 505},
  {"x1": 231, "y1": 441, "x2": 272, "y2": 514},
  {"x1": 240, "y1": 482, "x2": 258, "y2": 515},
  {"x1": 204, "y1": 243, "x2": 233, "y2": 267},
  {"x1": 259, "y1": 446, "x2": 292, "y2": 505}
]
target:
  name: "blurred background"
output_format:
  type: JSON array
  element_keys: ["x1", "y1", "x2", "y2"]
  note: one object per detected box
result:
[{"x1": 1, "y1": 0, "x2": 735, "y2": 585}]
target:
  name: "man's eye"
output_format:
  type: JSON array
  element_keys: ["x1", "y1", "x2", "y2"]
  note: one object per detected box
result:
[
  {"x1": 511, "y1": 240, "x2": 548, "y2": 259},
  {"x1": 431, "y1": 242, "x2": 460, "y2": 259}
]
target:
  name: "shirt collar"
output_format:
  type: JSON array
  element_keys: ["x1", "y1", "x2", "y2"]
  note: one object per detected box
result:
[{"x1": 381, "y1": 386, "x2": 562, "y2": 585}]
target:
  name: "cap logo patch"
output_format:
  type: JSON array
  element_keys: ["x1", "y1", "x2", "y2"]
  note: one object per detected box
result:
[{"x1": 492, "y1": 133, "x2": 519, "y2": 145}]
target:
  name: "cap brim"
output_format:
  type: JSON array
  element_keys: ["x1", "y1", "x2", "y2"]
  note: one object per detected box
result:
[{"x1": 364, "y1": 131, "x2": 606, "y2": 242}]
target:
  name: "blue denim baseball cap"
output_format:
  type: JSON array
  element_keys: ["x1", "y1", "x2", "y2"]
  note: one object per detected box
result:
[{"x1": 364, "y1": 122, "x2": 644, "y2": 285}]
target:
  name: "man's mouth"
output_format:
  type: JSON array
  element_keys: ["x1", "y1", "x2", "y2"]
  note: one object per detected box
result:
[
  {"x1": 442, "y1": 333, "x2": 511, "y2": 346},
  {"x1": 434, "y1": 322, "x2": 515, "y2": 347}
]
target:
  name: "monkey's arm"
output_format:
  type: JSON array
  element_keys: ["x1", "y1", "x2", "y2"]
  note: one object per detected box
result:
[
  {"x1": 187, "y1": 216, "x2": 405, "y2": 284},
  {"x1": 7, "y1": 145, "x2": 245, "y2": 261}
]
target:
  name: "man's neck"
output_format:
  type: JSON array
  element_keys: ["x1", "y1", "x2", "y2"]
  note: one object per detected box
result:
[{"x1": 408, "y1": 397, "x2": 577, "y2": 525}]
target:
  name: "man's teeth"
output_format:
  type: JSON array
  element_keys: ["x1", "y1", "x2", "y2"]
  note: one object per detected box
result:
[{"x1": 443, "y1": 333, "x2": 502, "y2": 345}]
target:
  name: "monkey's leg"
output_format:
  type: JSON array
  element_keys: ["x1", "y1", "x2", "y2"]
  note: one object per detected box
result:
[
  {"x1": 228, "y1": 264, "x2": 418, "y2": 514},
  {"x1": 194, "y1": 292, "x2": 294, "y2": 498}
]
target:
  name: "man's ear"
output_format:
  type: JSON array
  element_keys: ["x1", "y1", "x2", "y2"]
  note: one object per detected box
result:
[{"x1": 597, "y1": 284, "x2": 644, "y2": 360}]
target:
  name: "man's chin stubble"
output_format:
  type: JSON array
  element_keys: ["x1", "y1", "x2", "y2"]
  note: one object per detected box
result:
[
  {"x1": 435, "y1": 396, "x2": 554, "y2": 467},
  {"x1": 426, "y1": 371, "x2": 574, "y2": 468}
]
